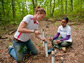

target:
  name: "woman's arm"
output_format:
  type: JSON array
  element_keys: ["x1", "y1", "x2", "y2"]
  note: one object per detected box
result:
[
  {"x1": 18, "y1": 21, "x2": 34, "y2": 33},
  {"x1": 55, "y1": 35, "x2": 70, "y2": 44},
  {"x1": 35, "y1": 34, "x2": 46, "y2": 41},
  {"x1": 60, "y1": 35, "x2": 70, "y2": 41},
  {"x1": 49, "y1": 32, "x2": 60, "y2": 41},
  {"x1": 53, "y1": 32, "x2": 60, "y2": 40},
  {"x1": 18, "y1": 21, "x2": 41, "y2": 35}
]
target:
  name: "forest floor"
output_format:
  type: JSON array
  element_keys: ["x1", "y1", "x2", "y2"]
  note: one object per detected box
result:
[{"x1": 0, "y1": 20, "x2": 84, "y2": 63}]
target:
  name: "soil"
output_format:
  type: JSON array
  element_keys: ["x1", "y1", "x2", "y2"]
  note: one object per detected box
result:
[{"x1": 0, "y1": 21, "x2": 84, "y2": 63}]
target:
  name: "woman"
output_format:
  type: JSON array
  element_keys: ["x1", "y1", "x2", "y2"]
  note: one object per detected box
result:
[
  {"x1": 49, "y1": 17, "x2": 72, "y2": 51},
  {"x1": 8, "y1": 6, "x2": 46, "y2": 63}
]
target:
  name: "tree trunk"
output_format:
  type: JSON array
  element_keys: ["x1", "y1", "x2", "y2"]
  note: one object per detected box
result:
[
  {"x1": 80, "y1": 0, "x2": 82, "y2": 10},
  {"x1": 32, "y1": 0, "x2": 35, "y2": 14},
  {"x1": 58, "y1": 0, "x2": 60, "y2": 6},
  {"x1": 71, "y1": 0, "x2": 73, "y2": 11},
  {"x1": 8, "y1": 4, "x2": 11, "y2": 17},
  {"x1": 35, "y1": 0, "x2": 37, "y2": 7},
  {"x1": 65, "y1": 0, "x2": 67, "y2": 14},
  {"x1": 12, "y1": 0, "x2": 15, "y2": 18},
  {"x1": 61, "y1": 0, "x2": 63, "y2": 14},
  {"x1": 18, "y1": 2, "x2": 21, "y2": 19},
  {"x1": 22, "y1": 0, "x2": 24, "y2": 18},
  {"x1": 25, "y1": 0, "x2": 28, "y2": 14},
  {"x1": 22, "y1": 2, "x2": 23, "y2": 15},
  {"x1": 50, "y1": 0, "x2": 52, "y2": 16},
  {"x1": 52, "y1": 0, "x2": 55, "y2": 16},
  {"x1": 2, "y1": 0, "x2": 5, "y2": 16}
]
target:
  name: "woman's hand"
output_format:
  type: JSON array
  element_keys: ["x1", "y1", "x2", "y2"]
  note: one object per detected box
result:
[
  {"x1": 56, "y1": 40, "x2": 61, "y2": 44},
  {"x1": 41, "y1": 38, "x2": 46, "y2": 41},
  {"x1": 35, "y1": 33, "x2": 46, "y2": 41},
  {"x1": 49, "y1": 37, "x2": 53, "y2": 41},
  {"x1": 34, "y1": 30, "x2": 41, "y2": 35}
]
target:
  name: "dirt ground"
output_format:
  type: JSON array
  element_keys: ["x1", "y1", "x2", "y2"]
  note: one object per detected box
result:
[{"x1": 0, "y1": 21, "x2": 84, "y2": 63}]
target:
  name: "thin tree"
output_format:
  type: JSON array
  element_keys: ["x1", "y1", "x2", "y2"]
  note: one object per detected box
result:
[
  {"x1": 2, "y1": 0, "x2": 5, "y2": 16},
  {"x1": 80, "y1": 0, "x2": 82, "y2": 10},
  {"x1": 71, "y1": 0, "x2": 73, "y2": 11},
  {"x1": 35, "y1": 0, "x2": 37, "y2": 7},
  {"x1": 17, "y1": 1, "x2": 21, "y2": 20},
  {"x1": 22, "y1": 0, "x2": 24, "y2": 17},
  {"x1": 32, "y1": 0, "x2": 36, "y2": 14},
  {"x1": 65, "y1": 0, "x2": 67, "y2": 14},
  {"x1": 61, "y1": 0, "x2": 63, "y2": 14},
  {"x1": 21, "y1": 0, "x2": 26, "y2": 17},
  {"x1": 50, "y1": 0, "x2": 52, "y2": 16},
  {"x1": 25, "y1": 0, "x2": 28, "y2": 14},
  {"x1": 8, "y1": 3, "x2": 11, "y2": 17},
  {"x1": 52, "y1": 0, "x2": 55, "y2": 16},
  {"x1": 12, "y1": 0, "x2": 15, "y2": 18}
]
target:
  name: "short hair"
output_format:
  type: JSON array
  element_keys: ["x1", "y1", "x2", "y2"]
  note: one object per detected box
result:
[{"x1": 62, "y1": 17, "x2": 69, "y2": 23}]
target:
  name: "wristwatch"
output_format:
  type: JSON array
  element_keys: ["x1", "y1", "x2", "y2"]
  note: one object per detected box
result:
[{"x1": 33, "y1": 29, "x2": 36, "y2": 33}]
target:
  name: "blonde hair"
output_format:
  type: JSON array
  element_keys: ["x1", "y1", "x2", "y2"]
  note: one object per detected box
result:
[{"x1": 35, "y1": 6, "x2": 46, "y2": 14}]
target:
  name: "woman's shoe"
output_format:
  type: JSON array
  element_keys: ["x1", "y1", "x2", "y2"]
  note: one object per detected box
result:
[
  {"x1": 48, "y1": 48, "x2": 54, "y2": 54},
  {"x1": 62, "y1": 47, "x2": 66, "y2": 52}
]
